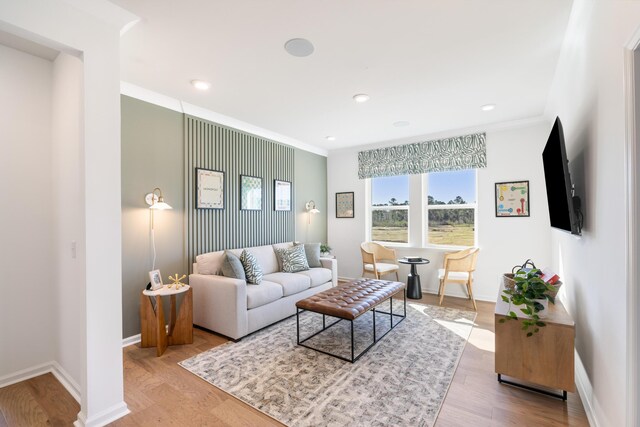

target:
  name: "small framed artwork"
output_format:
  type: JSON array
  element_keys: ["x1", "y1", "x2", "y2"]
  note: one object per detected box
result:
[
  {"x1": 196, "y1": 168, "x2": 225, "y2": 209},
  {"x1": 336, "y1": 192, "x2": 355, "y2": 218},
  {"x1": 495, "y1": 180, "x2": 530, "y2": 217},
  {"x1": 240, "y1": 175, "x2": 263, "y2": 210},
  {"x1": 148, "y1": 269, "x2": 163, "y2": 290},
  {"x1": 274, "y1": 179, "x2": 292, "y2": 211}
]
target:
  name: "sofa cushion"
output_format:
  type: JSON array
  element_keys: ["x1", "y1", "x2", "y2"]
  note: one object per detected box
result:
[
  {"x1": 244, "y1": 244, "x2": 279, "y2": 275},
  {"x1": 276, "y1": 245, "x2": 309, "y2": 273},
  {"x1": 303, "y1": 243, "x2": 322, "y2": 268},
  {"x1": 196, "y1": 250, "x2": 225, "y2": 275},
  {"x1": 246, "y1": 280, "x2": 283, "y2": 309},
  {"x1": 262, "y1": 272, "x2": 311, "y2": 296},
  {"x1": 221, "y1": 251, "x2": 245, "y2": 280},
  {"x1": 272, "y1": 242, "x2": 294, "y2": 270},
  {"x1": 240, "y1": 250, "x2": 263, "y2": 284},
  {"x1": 296, "y1": 268, "x2": 332, "y2": 287}
]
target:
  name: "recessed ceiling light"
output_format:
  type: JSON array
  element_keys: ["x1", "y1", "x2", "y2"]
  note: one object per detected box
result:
[
  {"x1": 325, "y1": 136, "x2": 336, "y2": 141},
  {"x1": 353, "y1": 94, "x2": 370, "y2": 103},
  {"x1": 393, "y1": 121, "x2": 410, "y2": 127},
  {"x1": 284, "y1": 38, "x2": 314, "y2": 57},
  {"x1": 481, "y1": 104, "x2": 496, "y2": 111},
  {"x1": 191, "y1": 80, "x2": 211, "y2": 91}
]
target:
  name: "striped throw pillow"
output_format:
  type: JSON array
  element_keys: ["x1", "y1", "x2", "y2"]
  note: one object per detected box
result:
[
  {"x1": 278, "y1": 244, "x2": 310, "y2": 273},
  {"x1": 240, "y1": 249, "x2": 263, "y2": 284}
]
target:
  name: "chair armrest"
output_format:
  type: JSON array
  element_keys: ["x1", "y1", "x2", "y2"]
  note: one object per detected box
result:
[
  {"x1": 189, "y1": 274, "x2": 248, "y2": 339},
  {"x1": 320, "y1": 257, "x2": 338, "y2": 287}
]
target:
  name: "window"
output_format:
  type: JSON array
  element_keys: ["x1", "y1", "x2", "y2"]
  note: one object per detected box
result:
[
  {"x1": 367, "y1": 170, "x2": 477, "y2": 247},
  {"x1": 426, "y1": 170, "x2": 476, "y2": 247},
  {"x1": 370, "y1": 175, "x2": 409, "y2": 243}
]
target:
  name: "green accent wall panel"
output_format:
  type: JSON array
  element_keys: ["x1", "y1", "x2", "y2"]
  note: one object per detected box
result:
[{"x1": 185, "y1": 115, "x2": 295, "y2": 265}]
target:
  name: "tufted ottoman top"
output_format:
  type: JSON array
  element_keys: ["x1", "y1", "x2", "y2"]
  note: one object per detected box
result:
[{"x1": 296, "y1": 278, "x2": 405, "y2": 320}]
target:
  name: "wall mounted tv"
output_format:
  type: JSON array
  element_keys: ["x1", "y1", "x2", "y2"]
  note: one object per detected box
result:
[{"x1": 542, "y1": 117, "x2": 583, "y2": 235}]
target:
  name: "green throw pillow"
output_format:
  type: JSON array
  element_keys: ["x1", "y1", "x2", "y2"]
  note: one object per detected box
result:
[
  {"x1": 303, "y1": 243, "x2": 322, "y2": 268},
  {"x1": 279, "y1": 244, "x2": 310, "y2": 273},
  {"x1": 240, "y1": 249, "x2": 263, "y2": 284},
  {"x1": 221, "y1": 251, "x2": 246, "y2": 280}
]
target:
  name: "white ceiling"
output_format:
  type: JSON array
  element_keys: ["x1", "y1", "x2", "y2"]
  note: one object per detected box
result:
[{"x1": 113, "y1": 0, "x2": 573, "y2": 151}]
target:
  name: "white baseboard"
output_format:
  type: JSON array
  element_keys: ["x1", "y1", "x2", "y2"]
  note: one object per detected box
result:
[
  {"x1": 575, "y1": 349, "x2": 599, "y2": 427},
  {"x1": 74, "y1": 401, "x2": 130, "y2": 427},
  {"x1": 122, "y1": 333, "x2": 141, "y2": 347},
  {"x1": 0, "y1": 361, "x2": 81, "y2": 403}
]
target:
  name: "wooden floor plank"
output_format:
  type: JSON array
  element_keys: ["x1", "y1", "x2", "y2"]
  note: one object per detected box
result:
[{"x1": 0, "y1": 292, "x2": 589, "y2": 426}]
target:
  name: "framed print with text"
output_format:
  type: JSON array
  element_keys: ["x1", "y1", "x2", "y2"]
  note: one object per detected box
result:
[
  {"x1": 274, "y1": 180, "x2": 291, "y2": 211},
  {"x1": 196, "y1": 168, "x2": 224, "y2": 209}
]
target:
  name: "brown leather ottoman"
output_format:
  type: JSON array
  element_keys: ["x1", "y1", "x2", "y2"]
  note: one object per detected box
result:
[{"x1": 295, "y1": 278, "x2": 406, "y2": 362}]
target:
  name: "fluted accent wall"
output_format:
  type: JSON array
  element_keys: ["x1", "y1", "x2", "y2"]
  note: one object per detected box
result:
[{"x1": 185, "y1": 115, "x2": 295, "y2": 267}]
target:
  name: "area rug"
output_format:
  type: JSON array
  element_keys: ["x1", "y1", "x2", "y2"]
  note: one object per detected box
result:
[{"x1": 179, "y1": 300, "x2": 476, "y2": 427}]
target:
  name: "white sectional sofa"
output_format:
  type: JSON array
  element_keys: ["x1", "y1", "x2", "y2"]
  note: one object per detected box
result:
[{"x1": 189, "y1": 242, "x2": 338, "y2": 340}]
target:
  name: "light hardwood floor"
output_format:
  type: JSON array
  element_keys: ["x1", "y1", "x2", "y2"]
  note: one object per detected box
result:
[{"x1": 0, "y1": 293, "x2": 589, "y2": 426}]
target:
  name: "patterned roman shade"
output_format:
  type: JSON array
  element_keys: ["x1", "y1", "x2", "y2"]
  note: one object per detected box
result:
[{"x1": 358, "y1": 132, "x2": 487, "y2": 179}]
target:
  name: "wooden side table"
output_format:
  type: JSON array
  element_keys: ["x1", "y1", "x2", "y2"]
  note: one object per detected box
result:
[
  {"x1": 494, "y1": 282, "x2": 575, "y2": 399},
  {"x1": 140, "y1": 285, "x2": 193, "y2": 356}
]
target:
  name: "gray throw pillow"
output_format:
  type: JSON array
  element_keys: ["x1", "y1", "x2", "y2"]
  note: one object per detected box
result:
[
  {"x1": 303, "y1": 243, "x2": 322, "y2": 268},
  {"x1": 279, "y1": 244, "x2": 310, "y2": 273},
  {"x1": 240, "y1": 249, "x2": 263, "y2": 284},
  {"x1": 221, "y1": 251, "x2": 246, "y2": 280}
]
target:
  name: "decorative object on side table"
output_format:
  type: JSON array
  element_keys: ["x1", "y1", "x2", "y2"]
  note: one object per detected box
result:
[
  {"x1": 495, "y1": 180, "x2": 529, "y2": 217},
  {"x1": 148, "y1": 269, "x2": 163, "y2": 290},
  {"x1": 499, "y1": 267, "x2": 558, "y2": 337},
  {"x1": 168, "y1": 273, "x2": 187, "y2": 289}
]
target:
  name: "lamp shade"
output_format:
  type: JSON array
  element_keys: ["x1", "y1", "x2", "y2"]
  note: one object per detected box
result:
[{"x1": 150, "y1": 200, "x2": 172, "y2": 210}]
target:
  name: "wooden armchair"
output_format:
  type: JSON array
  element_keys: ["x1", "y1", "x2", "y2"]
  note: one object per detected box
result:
[
  {"x1": 360, "y1": 242, "x2": 399, "y2": 280},
  {"x1": 437, "y1": 248, "x2": 480, "y2": 310}
]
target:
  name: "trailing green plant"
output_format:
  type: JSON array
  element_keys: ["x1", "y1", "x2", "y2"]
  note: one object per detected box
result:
[
  {"x1": 499, "y1": 268, "x2": 556, "y2": 337},
  {"x1": 320, "y1": 244, "x2": 332, "y2": 254}
]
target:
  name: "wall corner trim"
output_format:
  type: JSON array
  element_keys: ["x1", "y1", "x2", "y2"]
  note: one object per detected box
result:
[
  {"x1": 575, "y1": 349, "x2": 600, "y2": 427},
  {"x1": 74, "y1": 401, "x2": 130, "y2": 427},
  {"x1": 0, "y1": 361, "x2": 81, "y2": 404}
]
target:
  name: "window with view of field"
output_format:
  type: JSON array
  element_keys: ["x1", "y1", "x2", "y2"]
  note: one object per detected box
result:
[
  {"x1": 370, "y1": 175, "x2": 409, "y2": 243},
  {"x1": 426, "y1": 170, "x2": 476, "y2": 246},
  {"x1": 369, "y1": 170, "x2": 476, "y2": 247}
]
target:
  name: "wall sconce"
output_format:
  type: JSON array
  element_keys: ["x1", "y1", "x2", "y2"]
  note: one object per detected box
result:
[
  {"x1": 145, "y1": 187, "x2": 172, "y2": 270},
  {"x1": 305, "y1": 200, "x2": 320, "y2": 224}
]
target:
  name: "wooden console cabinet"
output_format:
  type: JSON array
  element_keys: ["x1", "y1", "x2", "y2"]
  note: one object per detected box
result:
[{"x1": 494, "y1": 283, "x2": 575, "y2": 399}]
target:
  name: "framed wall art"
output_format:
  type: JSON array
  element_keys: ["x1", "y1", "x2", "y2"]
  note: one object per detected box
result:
[
  {"x1": 196, "y1": 168, "x2": 225, "y2": 209},
  {"x1": 241, "y1": 175, "x2": 263, "y2": 210},
  {"x1": 274, "y1": 179, "x2": 291, "y2": 211},
  {"x1": 336, "y1": 192, "x2": 354, "y2": 218},
  {"x1": 495, "y1": 180, "x2": 530, "y2": 217}
]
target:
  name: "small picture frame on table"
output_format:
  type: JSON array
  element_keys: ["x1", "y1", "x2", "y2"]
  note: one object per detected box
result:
[
  {"x1": 149, "y1": 269, "x2": 163, "y2": 290},
  {"x1": 495, "y1": 180, "x2": 530, "y2": 217}
]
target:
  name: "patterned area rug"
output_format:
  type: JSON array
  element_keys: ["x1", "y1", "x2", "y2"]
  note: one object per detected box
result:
[{"x1": 179, "y1": 300, "x2": 476, "y2": 427}]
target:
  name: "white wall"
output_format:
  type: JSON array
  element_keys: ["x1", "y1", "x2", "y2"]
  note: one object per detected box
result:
[
  {"x1": 544, "y1": 1, "x2": 640, "y2": 425},
  {"x1": 52, "y1": 51, "x2": 84, "y2": 395},
  {"x1": 327, "y1": 121, "x2": 552, "y2": 303},
  {"x1": 0, "y1": 1, "x2": 138, "y2": 425},
  {"x1": 0, "y1": 43, "x2": 55, "y2": 378}
]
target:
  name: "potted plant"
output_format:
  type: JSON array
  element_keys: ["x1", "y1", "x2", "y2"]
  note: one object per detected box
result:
[
  {"x1": 320, "y1": 244, "x2": 332, "y2": 257},
  {"x1": 499, "y1": 268, "x2": 556, "y2": 337}
]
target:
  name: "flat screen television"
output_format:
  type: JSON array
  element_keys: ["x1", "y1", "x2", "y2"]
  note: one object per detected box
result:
[{"x1": 542, "y1": 117, "x2": 582, "y2": 235}]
